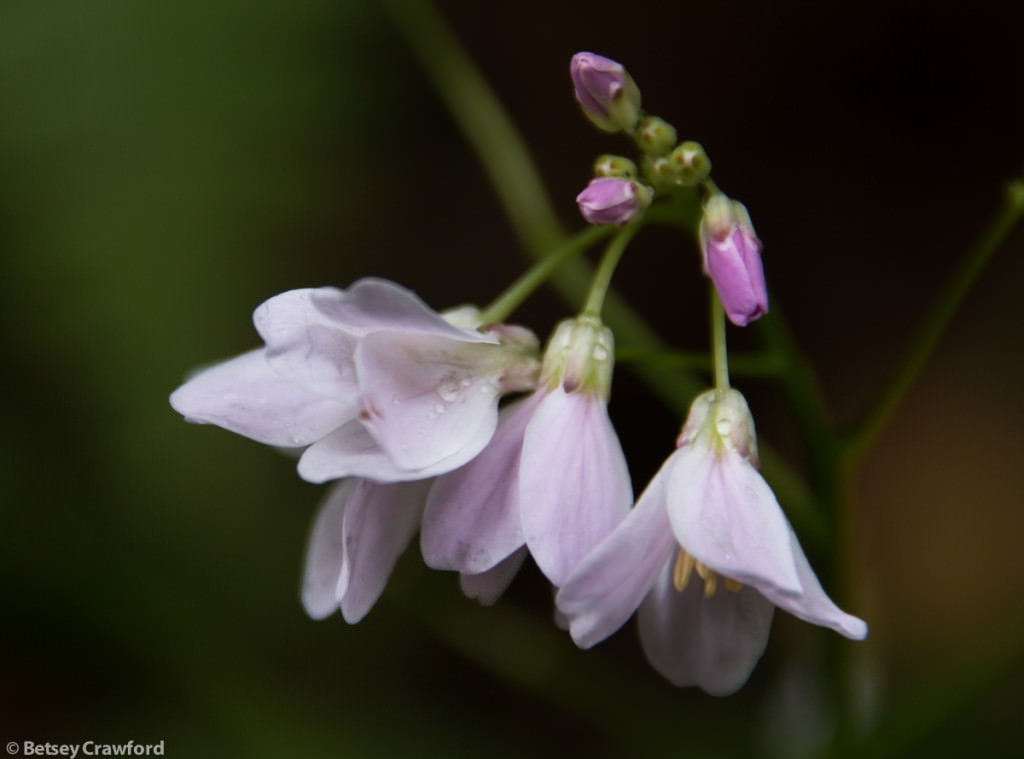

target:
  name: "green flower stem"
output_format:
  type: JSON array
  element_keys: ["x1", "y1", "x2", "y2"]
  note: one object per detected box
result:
[
  {"x1": 378, "y1": 0, "x2": 563, "y2": 257},
  {"x1": 843, "y1": 178, "x2": 1024, "y2": 462},
  {"x1": 710, "y1": 287, "x2": 730, "y2": 393},
  {"x1": 614, "y1": 347, "x2": 785, "y2": 376},
  {"x1": 582, "y1": 225, "x2": 640, "y2": 318},
  {"x1": 480, "y1": 225, "x2": 613, "y2": 324}
]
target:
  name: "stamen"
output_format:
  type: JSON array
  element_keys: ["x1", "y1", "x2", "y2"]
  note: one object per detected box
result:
[
  {"x1": 695, "y1": 562, "x2": 718, "y2": 598},
  {"x1": 672, "y1": 548, "x2": 744, "y2": 597},
  {"x1": 672, "y1": 549, "x2": 695, "y2": 592}
]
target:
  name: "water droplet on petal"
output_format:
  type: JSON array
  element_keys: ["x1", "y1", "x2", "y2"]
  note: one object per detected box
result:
[{"x1": 436, "y1": 374, "x2": 463, "y2": 403}]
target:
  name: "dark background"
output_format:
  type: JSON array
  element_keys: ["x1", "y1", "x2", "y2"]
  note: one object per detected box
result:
[{"x1": 2, "y1": 1, "x2": 1022, "y2": 756}]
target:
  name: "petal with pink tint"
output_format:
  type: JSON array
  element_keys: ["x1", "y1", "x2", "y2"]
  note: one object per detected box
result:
[
  {"x1": 420, "y1": 395, "x2": 540, "y2": 573},
  {"x1": 754, "y1": 528, "x2": 868, "y2": 640},
  {"x1": 355, "y1": 332, "x2": 504, "y2": 473},
  {"x1": 459, "y1": 548, "x2": 528, "y2": 606},
  {"x1": 297, "y1": 419, "x2": 454, "y2": 483},
  {"x1": 638, "y1": 559, "x2": 775, "y2": 696},
  {"x1": 519, "y1": 389, "x2": 632, "y2": 586},
  {"x1": 169, "y1": 349, "x2": 353, "y2": 447},
  {"x1": 336, "y1": 479, "x2": 430, "y2": 623},
  {"x1": 666, "y1": 446, "x2": 802, "y2": 595},
  {"x1": 300, "y1": 479, "x2": 356, "y2": 620},
  {"x1": 557, "y1": 468, "x2": 675, "y2": 648}
]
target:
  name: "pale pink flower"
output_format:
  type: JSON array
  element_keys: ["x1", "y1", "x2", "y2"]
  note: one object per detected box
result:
[
  {"x1": 421, "y1": 316, "x2": 633, "y2": 589},
  {"x1": 302, "y1": 478, "x2": 429, "y2": 623},
  {"x1": 301, "y1": 476, "x2": 523, "y2": 622},
  {"x1": 170, "y1": 278, "x2": 539, "y2": 483},
  {"x1": 558, "y1": 389, "x2": 867, "y2": 695}
]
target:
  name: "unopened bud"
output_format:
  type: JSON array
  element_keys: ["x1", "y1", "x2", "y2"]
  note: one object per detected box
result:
[
  {"x1": 699, "y1": 194, "x2": 768, "y2": 326},
  {"x1": 635, "y1": 116, "x2": 677, "y2": 156},
  {"x1": 576, "y1": 177, "x2": 653, "y2": 226},
  {"x1": 570, "y1": 52, "x2": 642, "y2": 133},
  {"x1": 669, "y1": 141, "x2": 712, "y2": 186},
  {"x1": 593, "y1": 154, "x2": 638, "y2": 179},
  {"x1": 642, "y1": 154, "x2": 676, "y2": 191}
]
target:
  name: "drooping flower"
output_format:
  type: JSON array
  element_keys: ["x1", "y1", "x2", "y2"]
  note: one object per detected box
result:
[
  {"x1": 421, "y1": 315, "x2": 633, "y2": 590},
  {"x1": 299, "y1": 479, "x2": 528, "y2": 622},
  {"x1": 699, "y1": 194, "x2": 768, "y2": 326},
  {"x1": 301, "y1": 475, "x2": 522, "y2": 622},
  {"x1": 302, "y1": 478, "x2": 430, "y2": 623},
  {"x1": 576, "y1": 177, "x2": 653, "y2": 227},
  {"x1": 570, "y1": 52, "x2": 642, "y2": 133},
  {"x1": 170, "y1": 278, "x2": 540, "y2": 483},
  {"x1": 557, "y1": 389, "x2": 867, "y2": 695}
]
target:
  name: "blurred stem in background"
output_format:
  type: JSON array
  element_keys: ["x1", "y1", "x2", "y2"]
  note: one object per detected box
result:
[{"x1": 379, "y1": 0, "x2": 1024, "y2": 753}]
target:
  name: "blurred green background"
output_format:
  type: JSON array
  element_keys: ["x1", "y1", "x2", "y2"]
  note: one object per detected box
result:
[{"x1": 2, "y1": 1, "x2": 1022, "y2": 757}]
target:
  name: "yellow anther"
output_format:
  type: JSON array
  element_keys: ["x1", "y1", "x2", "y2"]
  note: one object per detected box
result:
[
  {"x1": 672, "y1": 548, "x2": 743, "y2": 598},
  {"x1": 672, "y1": 549, "x2": 695, "y2": 592},
  {"x1": 697, "y1": 562, "x2": 718, "y2": 598}
]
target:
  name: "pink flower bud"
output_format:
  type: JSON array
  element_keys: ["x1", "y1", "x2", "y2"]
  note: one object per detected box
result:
[
  {"x1": 570, "y1": 52, "x2": 641, "y2": 133},
  {"x1": 699, "y1": 195, "x2": 768, "y2": 326},
  {"x1": 576, "y1": 177, "x2": 652, "y2": 227}
]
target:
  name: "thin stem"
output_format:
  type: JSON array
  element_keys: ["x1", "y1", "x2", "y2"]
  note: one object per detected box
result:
[
  {"x1": 480, "y1": 226, "x2": 613, "y2": 324},
  {"x1": 582, "y1": 225, "x2": 639, "y2": 318},
  {"x1": 613, "y1": 347, "x2": 785, "y2": 376},
  {"x1": 843, "y1": 179, "x2": 1024, "y2": 461},
  {"x1": 379, "y1": 0, "x2": 563, "y2": 257},
  {"x1": 710, "y1": 286, "x2": 730, "y2": 393}
]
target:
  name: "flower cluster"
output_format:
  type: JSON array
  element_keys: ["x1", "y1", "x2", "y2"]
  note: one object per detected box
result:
[
  {"x1": 570, "y1": 51, "x2": 767, "y2": 326},
  {"x1": 171, "y1": 52, "x2": 866, "y2": 696}
]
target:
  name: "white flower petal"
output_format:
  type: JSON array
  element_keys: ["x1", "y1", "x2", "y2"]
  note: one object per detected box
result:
[
  {"x1": 754, "y1": 528, "x2": 868, "y2": 640},
  {"x1": 252, "y1": 287, "x2": 363, "y2": 399},
  {"x1": 315, "y1": 278, "x2": 489, "y2": 339},
  {"x1": 356, "y1": 332, "x2": 502, "y2": 472},
  {"x1": 458, "y1": 548, "x2": 528, "y2": 606},
  {"x1": 297, "y1": 420, "x2": 446, "y2": 483},
  {"x1": 170, "y1": 349, "x2": 354, "y2": 446},
  {"x1": 300, "y1": 480, "x2": 356, "y2": 620},
  {"x1": 666, "y1": 446, "x2": 802, "y2": 595},
  {"x1": 335, "y1": 478, "x2": 430, "y2": 624},
  {"x1": 519, "y1": 389, "x2": 633, "y2": 587},
  {"x1": 420, "y1": 396, "x2": 539, "y2": 573},
  {"x1": 557, "y1": 468, "x2": 676, "y2": 649},
  {"x1": 253, "y1": 280, "x2": 490, "y2": 402},
  {"x1": 638, "y1": 559, "x2": 775, "y2": 696}
]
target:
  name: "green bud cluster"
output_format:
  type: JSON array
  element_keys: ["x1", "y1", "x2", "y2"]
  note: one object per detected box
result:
[{"x1": 577, "y1": 61, "x2": 716, "y2": 203}]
